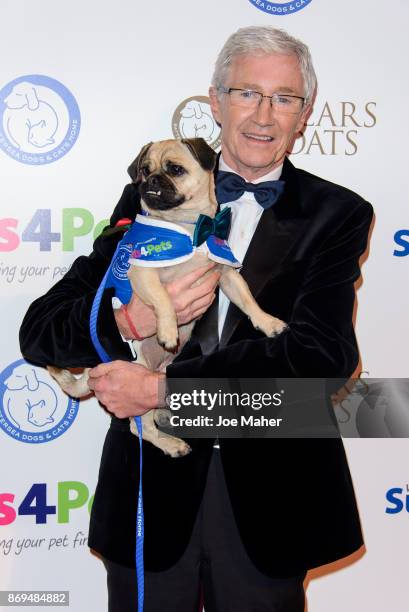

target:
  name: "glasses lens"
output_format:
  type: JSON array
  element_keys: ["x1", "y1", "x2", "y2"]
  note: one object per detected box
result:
[
  {"x1": 272, "y1": 94, "x2": 303, "y2": 114},
  {"x1": 229, "y1": 89, "x2": 261, "y2": 107},
  {"x1": 226, "y1": 89, "x2": 304, "y2": 113}
]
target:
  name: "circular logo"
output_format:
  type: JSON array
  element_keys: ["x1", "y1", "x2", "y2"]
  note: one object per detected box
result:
[
  {"x1": 172, "y1": 96, "x2": 221, "y2": 150},
  {"x1": 248, "y1": 0, "x2": 313, "y2": 15},
  {"x1": 0, "y1": 75, "x2": 81, "y2": 165},
  {"x1": 355, "y1": 379, "x2": 409, "y2": 438},
  {"x1": 111, "y1": 243, "x2": 133, "y2": 281},
  {"x1": 0, "y1": 359, "x2": 80, "y2": 444}
]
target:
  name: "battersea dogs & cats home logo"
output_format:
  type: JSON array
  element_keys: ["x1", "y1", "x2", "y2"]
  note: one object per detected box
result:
[
  {"x1": 248, "y1": 0, "x2": 313, "y2": 16},
  {"x1": 0, "y1": 359, "x2": 79, "y2": 444},
  {"x1": 172, "y1": 96, "x2": 221, "y2": 150},
  {"x1": 0, "y1": 75, "x2": 81, "y2": 165}
]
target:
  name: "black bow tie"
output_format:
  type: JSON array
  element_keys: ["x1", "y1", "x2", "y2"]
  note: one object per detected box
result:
[{"x1": 215, "y1": 170, "x2": 285, "y2": 209}]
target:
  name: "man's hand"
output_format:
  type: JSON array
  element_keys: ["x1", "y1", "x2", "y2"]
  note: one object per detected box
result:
[
  {"x1": 115, "y1": 262, "x2": 220, "y2": 339},
  {"x1": 88, "y1": 361, "x2": 165, "y2": 418}
]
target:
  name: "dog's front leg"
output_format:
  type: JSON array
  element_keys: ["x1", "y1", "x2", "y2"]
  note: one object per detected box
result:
[
  {"x1": 219, "y1": 268, "x2": 288, "y2": 337},
  {"x1": 127, "y1": 266, "x2": 178, "y2": 351},
  {"x1": 47, "y1": 366, "x2": 92, "y2": 397}
]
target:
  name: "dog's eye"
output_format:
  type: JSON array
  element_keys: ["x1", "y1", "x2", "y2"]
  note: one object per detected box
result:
[
  {"x1": 141, "y1": 166, "x2": 150, "y2": 178},
  {"x1": 168, "y1": 164, "x2": 186, "y2": 177}
]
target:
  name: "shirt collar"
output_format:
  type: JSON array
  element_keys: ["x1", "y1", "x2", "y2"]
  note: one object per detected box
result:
[{"x1": 219, "y1": 154, "x2": 283, "y2": 183}]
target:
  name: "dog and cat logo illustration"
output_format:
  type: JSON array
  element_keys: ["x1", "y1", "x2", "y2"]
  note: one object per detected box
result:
[
  {"x1": 0, "y1": 75, "x2": 80, "y2": 165},
  {"x1": 4, "y1": 81, "x2": 59, "y2": 150},
  {"x1": 172, "y1": 96, "x2": 221, "y2": 149},
  {"x1": 0, "y1": 360, "x2": 79, "y2": 443}
]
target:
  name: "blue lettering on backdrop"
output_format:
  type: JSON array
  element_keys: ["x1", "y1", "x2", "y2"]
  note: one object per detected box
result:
[
  {"x1": 248, "y1": 0, "x2": 313, "y2": 16},
  {"x1": 385, "y1": 487, "x2": 409, "y2": 514},
  {"x1": 393, "y1": 230, "x2": 409, "y2": 257}
]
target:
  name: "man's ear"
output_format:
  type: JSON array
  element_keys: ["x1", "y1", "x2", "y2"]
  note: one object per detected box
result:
[
  {"x1": 296, "y1": 102, "x2": 313, "y2": 135},
  {"x1": 127, "y1": 142, "x2": 153, "y2": 182},
  {"x1": 181, "y1": 138, "x2": 217, "y2": 172},
  {"x1": 208, "y1": 86, "x2": 222, "y2": 126}
]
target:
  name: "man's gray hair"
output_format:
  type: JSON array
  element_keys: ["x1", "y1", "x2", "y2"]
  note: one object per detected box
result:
[{"x1": 211, "y1": 26, "x2": 317, "y2": 104}]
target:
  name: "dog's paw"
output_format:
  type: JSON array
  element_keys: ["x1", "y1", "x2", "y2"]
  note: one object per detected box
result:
[
  {"x1": 160, "y1": 438, "x2": 192, "y2": 458},
  {"x1": 47, "y1": 365, "x2": 71, "y2": 384},
  {"x1": 153, "y1": 408, "x2": 172, "y2": 428},
  {"x1": 47, "y1": 365, "x2": 60, "y2": 378},
  {"x1": 157, "y1": 325, "x2": 179, "y2": 352},
  {"x1": 46, "y1": 366, "x2": 91, "y2": 397},
  {"x1": 129, "y1": 418, "x2": 138, "y2": 436},
  {"x1": 252, "y1": 314, "x2": 288, "y2": 338}
]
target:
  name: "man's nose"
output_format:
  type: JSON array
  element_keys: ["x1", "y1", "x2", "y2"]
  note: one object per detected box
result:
[{"x1": 253, "y1": 96, "x2": 276, "y2": 126}]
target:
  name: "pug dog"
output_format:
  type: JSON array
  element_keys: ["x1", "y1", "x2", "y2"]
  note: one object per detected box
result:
[{"x1": 48, "y1": 138, "x2": 287, "y2": 457}]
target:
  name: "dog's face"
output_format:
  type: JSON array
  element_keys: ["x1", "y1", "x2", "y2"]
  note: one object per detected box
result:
[
  {"x1": 4, "y1": 364, "x2": 39, "y2": 391},
  {"x1": 127, "y1": 138, "x2": 217, "y2": 217}
]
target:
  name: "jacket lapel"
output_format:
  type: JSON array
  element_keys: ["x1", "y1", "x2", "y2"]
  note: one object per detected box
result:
[{"x1": 219, "y1": 157, "x2": 308, "y2": 348}]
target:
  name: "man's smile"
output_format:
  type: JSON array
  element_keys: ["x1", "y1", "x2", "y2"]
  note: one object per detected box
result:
[{"x1": 242, "y1": 133, "x2": 274, "y2": 143}]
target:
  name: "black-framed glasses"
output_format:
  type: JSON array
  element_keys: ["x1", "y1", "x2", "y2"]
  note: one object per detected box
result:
[{"x1": 217, "y1": 87, "x2": 305, "y2": 114}]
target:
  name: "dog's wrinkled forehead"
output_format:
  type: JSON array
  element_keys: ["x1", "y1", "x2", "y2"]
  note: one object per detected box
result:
[
  {"x1": 146, "y1": 142, "x2": 191, "y2": 171},
  {"x1": 127, "y1": 138, "x2": 216, "y2": 182}
]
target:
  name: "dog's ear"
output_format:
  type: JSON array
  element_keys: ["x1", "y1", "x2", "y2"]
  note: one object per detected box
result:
[
  {"x1": 181, "y1": 138, "x2": 217, "y2": 172},
  {"x1": 25, "y1": 85, "x2": 40, "y2": 111},
  {"x1": 25, "y1": 368, "x2": 39, "y2": 392},
  {"x1": 127, "y1": 142, "x2": 153, "y2": 182}
]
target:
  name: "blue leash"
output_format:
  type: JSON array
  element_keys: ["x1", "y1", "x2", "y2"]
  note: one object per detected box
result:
[{"x1": 90, "y1": 247, "x2": 145, "y2": 611}]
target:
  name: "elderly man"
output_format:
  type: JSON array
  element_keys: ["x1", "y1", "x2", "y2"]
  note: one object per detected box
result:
[{"x1": 20, "y1": 26, "x2": 373, "y2": 612}]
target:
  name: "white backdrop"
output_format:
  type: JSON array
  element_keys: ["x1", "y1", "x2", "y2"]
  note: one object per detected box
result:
[{"x1": 0, "y1": 1, "x2": 408, "y2": 610}]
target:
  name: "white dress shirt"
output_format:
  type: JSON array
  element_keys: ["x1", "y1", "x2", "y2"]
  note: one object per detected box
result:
[{"x1": 217, "y1": 155, "x2": 284, "y2": 339}]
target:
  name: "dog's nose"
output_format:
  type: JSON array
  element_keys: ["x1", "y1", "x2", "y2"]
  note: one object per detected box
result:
[{"x1": 149, "y1": 174, "x2": 160, "y2": 187}]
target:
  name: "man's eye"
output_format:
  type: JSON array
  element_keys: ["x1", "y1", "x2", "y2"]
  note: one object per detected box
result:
[
  {"x1": 276, "y1": 95, "x2": 292, "y2": 105},
  {"x1": 168, "y1": 164, "x2": 186, "y2": 176},
  {"x1": 141, "y1": 166, "x2": 150, "y2": 177},
  {"x1": 240, "y1": 90, "x2": 258, "y2": 99}
]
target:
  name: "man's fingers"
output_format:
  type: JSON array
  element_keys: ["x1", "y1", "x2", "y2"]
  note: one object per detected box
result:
[
  {"x1": 88, "y1": 376, "x2": 106, "y2": 392},
  {"x1": 168, "y1": 262, "x2": 217, "y2": 292},
  {"x1": 183, "y1": 271, "x2": 220, "y2": 303},
  {"x1": 188, "y1": 291, "x2": 216, "y2": 313},
  {"x1": 176, "y1": 287, "x2": 215, "y2": 315},
  {"x1": 88, "y1": 360, "x2": 123, "y2": 379},
  {"x1": 177, "y1": 293, "x2": 216, "y2": 324},
  {"x1": 192, "y1": 306, "x2": 215, "y2": 320},
  {"x1": 89, "y1": 363, "x2": 113, "y2": 379}
]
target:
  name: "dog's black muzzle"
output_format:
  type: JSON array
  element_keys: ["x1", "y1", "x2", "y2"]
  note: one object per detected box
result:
[{"x1": 139, "y1": 173, "x2": 185, "y2": 210}]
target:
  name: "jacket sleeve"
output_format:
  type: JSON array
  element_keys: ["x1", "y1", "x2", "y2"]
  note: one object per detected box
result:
[
  {"x1": 19, "y1": 183, "x2": 141, "y2": 368},
  {"x1": 166, "y1": 201, "x2": 374, "y2": 379}
]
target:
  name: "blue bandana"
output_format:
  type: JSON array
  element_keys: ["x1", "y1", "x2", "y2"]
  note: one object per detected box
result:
[{"x1": 105, "y1": 214, "x2": 240, "y2": 304}]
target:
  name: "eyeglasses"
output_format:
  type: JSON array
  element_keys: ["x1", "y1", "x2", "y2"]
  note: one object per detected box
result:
[{"x1": 217, "y1": 87, "x2": 305, "y2": 114}]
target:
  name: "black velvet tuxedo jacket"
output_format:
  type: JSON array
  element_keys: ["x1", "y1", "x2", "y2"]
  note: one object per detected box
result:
[{"x1": 19, "y1": 157, "x2": 373, "y2": 578}]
